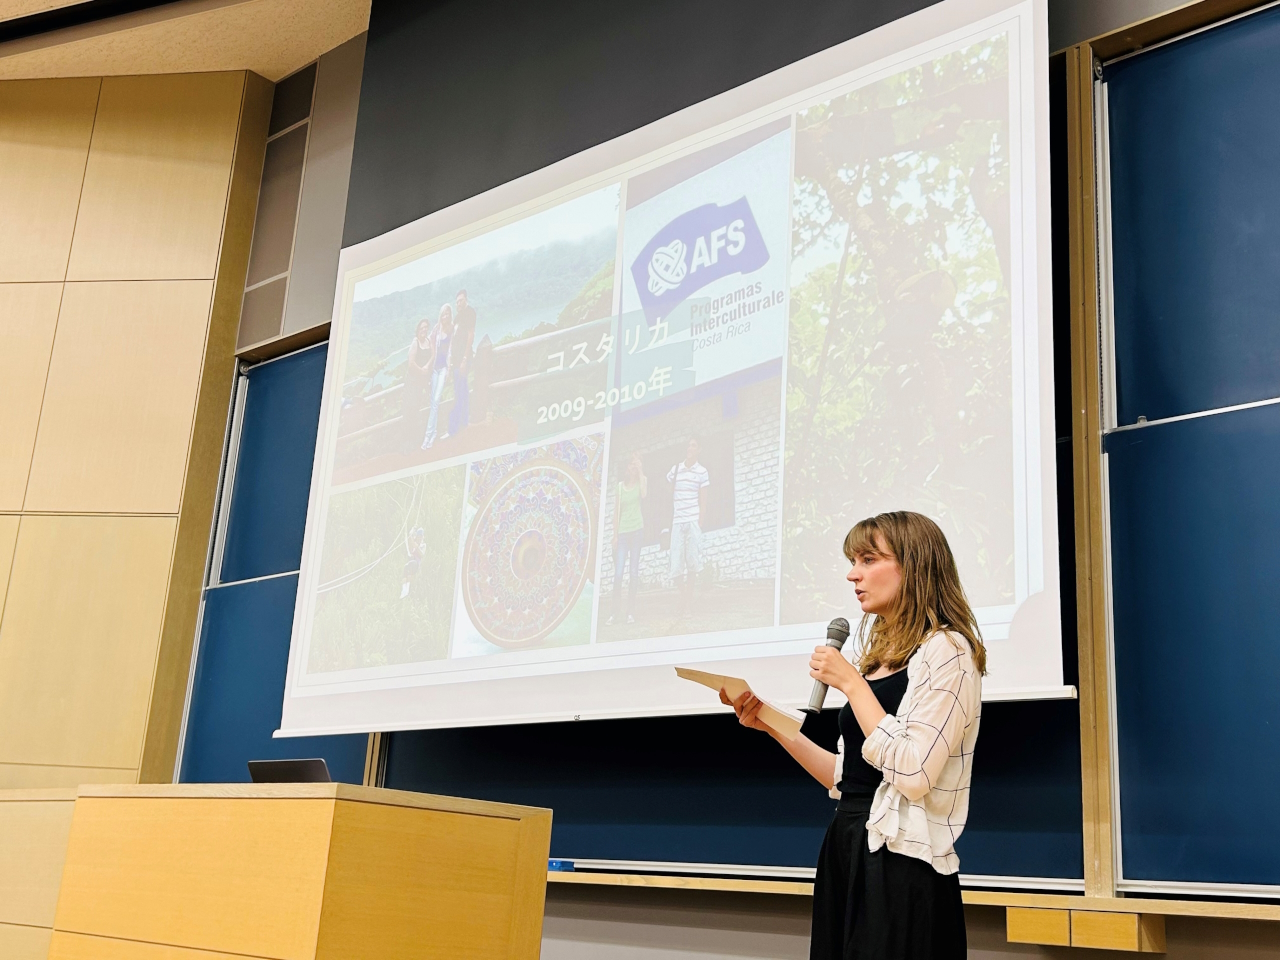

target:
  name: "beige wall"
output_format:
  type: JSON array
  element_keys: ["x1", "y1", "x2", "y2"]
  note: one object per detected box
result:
[
  {"x1": 543, "y1": 887, "x2": 1280, "y2": 959},
  {"x1": 0, "y1": 71, "x2": 270, "y2": 790},
  {"x1": 0, "y1": 788, "x2": 75, "y2": 960}
]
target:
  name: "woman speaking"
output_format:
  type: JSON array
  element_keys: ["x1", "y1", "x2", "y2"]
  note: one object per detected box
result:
[{"x1": 723, "y1": 511, "x2": 984, "y2": 959}]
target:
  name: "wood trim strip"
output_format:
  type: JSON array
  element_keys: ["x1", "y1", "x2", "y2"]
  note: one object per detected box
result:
[
  {"x1": 969, "y1": 892, "x2": 1280, "y2": 923},
  {"x1": 1089, "y1": 0, "x2": 1277, "y2": 61},
  {"x1": 0, "y1": 787, "x2": 78, "y2": 802},
  {"x1": 1064, "y1": 41, "x2": 1117, "y2": 900},
  {"x1": 361, "y1": 733, "x2": 382, "y2": 786},
  {"x1": 507, "y1": 811, "x2": 554, "y2": 960},
  {"x1": 235, "y1": 317, "x2": 329, "y2": 362},
  {"x1": 546, "y1": 873, "x2": 1280, "y2": 921},
  {"x1": 77, "y1": 782, "x2": 553, "y2": 819},
  {"x1": 547, "y1": 871, "x2": 815, "y2": 897}
]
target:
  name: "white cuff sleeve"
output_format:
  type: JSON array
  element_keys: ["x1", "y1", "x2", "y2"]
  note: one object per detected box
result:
[{"x1": 829, "y1": 735, "x2": 844, "y2": 799}]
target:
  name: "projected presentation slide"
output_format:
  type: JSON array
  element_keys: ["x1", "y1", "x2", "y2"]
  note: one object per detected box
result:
[{"x1": 282, "y1": 0, "x2": 1064, "y2": 736}]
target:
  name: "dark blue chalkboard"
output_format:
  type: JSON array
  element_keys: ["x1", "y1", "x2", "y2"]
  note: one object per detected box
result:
[
  {"x1": 181, "y1": 574, "x2": 367, "y2": 784},
  {"x1": 1106, "y1": 406, "x2": 1280, "y2": 885},
  {"x1": 1103, "y1": 6, "x2": 1280, "y2": 887},
  {"x1": 219, "y1": 345, "x2": 328, "y2": 583},
  {"x1": 181, "y1": 344, "x2": 366, "y2": 785},
  {"x1": 1105, "y1": 5, "x2": 1280, "y2": 427},
  {"x1": 384, "y1": 697, "x2": 1083, "y2": 878}
]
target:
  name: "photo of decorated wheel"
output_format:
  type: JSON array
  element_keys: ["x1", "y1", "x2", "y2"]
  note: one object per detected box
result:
[{"x1": 461, "y1": 459, "x2": 596, "y2": 648}]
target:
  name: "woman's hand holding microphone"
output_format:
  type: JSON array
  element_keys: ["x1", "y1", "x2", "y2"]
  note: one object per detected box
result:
[
  {"x1": 809, "y1": 644, "x2": 863, "y2": 699},
  {"x1": 813, "y1": 643, "x2": 888, "y2": 738}
]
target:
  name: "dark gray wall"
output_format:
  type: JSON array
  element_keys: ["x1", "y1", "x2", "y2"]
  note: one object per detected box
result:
[
  {"x1": 1048, "y1": 0, "x2": 1188, "y2": 51},
  {"x1": 343, "y1": 0, "x2": 942, "y2": 246}
]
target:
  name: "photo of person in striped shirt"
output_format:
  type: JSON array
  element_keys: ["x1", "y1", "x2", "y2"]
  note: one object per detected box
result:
[
  {"x1": 666, "y1": 438, "x2": 709, "y2": 617},
  {"x1": 593, "y1": 372, "x2": 784, "y2": 643}
]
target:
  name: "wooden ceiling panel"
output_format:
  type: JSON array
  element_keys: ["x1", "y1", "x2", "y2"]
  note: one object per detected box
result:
[
  {"x1": 0, "y1": 1, "x2": 85, "y2": 21},
  {"x1": 0, "y1": 0, "x2": 369, "y2": 81}
]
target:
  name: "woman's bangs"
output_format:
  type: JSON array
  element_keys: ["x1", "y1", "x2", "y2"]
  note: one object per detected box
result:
[{"x1": 843, "y1": 520, "x2": 885, "y2": 562}]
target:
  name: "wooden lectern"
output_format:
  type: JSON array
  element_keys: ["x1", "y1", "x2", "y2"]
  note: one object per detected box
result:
[{"x1": 48, "y1": 783, "x2": 552, "y2": 960}]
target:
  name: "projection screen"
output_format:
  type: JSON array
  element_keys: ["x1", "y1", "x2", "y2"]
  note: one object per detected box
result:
[{"x1": 279, "y1": 0, "x2": 1067, "y2": 737}]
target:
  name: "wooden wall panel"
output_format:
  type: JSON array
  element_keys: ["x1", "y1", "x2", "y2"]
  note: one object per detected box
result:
[
  {"x1": 66, "y1": 73, "x2": 246, "y2": 282},
  {"x1": 55, "y1": 797, "x2": 333, "y2": 959},
  {"x1": 50, "y1": 931, "x2": 255, "y2": 960},
  {"x1": 317, "y1": 801, "x2": 524, "y2": 960},
  {"x1": 0, "y1": 79, "x2": 99, "y2": 283},
  {"x1": 0, "y1": 790, "x2": 76, "y2": 928},
  {"x1": 0, "y1": 762, "x2": 133, "y2": 789},
  {"x1": 139, "y1": 72, "x2": 272, "y2": 784},
  {"x1": 0, "y1": 515, "x2": 175, "y2": 770},
  {"x1": 0, "y1": 516, "x2": 17, "y2": 616},
  {"x1": 0, "y1": 284, "x2": 61, "y2": 510},
  {"x1": 0, "y1": 921, "x2": 53, "y2": 960},
  {"x1": 0, "y1": 68, "x2": 269, "y2": 790},
  {"x1": 24, "y1": 281, "x2": 213, "y2": 514}
]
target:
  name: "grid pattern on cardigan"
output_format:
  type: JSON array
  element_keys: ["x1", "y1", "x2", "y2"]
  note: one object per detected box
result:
[{"x1": 831, "y1": 631, "x2": 982, "y2": 875}]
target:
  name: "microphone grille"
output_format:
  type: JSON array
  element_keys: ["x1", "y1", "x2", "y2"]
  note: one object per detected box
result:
[{"x1": 828, "y1": 617, "x2": 851, "y2": 647}]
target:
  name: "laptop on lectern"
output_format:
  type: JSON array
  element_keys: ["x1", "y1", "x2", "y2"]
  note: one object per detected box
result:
[{"x1": 247, "y1": 758, "x2": 332, "y2": 783}]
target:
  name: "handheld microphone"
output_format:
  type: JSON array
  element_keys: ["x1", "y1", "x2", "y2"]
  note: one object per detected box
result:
[{"x1": 806, "y1": 617, "x2": 851, "y2": 713}]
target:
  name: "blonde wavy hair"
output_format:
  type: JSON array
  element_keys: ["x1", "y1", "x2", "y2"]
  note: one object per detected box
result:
[{"x1": 843, "y1": 511, "x2": 986, "y2": 675}]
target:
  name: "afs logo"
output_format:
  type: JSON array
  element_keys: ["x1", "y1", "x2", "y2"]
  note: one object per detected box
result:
[
  {"x1": 646, "y1": 239, "x2": 688, "y2": 296},
  {"x1": 631, "y1": 196, "x2": 767, "y2": 323}
]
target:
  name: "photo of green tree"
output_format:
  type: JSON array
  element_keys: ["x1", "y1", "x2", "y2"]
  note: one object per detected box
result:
[
  {"x1": 782, "y1": 34, "x2": 1016, "y2": 623},
  {"x1": 308, "y1": 466, "x2": 465, "y2": 672}
]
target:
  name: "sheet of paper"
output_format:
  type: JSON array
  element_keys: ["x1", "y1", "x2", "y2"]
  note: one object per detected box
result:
[{"x1": 675, "y1": 667, "x2": 805, "y2": 741}]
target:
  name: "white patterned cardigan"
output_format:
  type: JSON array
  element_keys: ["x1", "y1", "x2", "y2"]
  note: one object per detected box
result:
[{"x1": 829, "y1": 630, "x2": 983, "y2": 875}]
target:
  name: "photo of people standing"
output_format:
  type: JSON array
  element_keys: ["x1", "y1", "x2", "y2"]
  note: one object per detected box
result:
[
  {"x1": 448, "y1": 289, "x2": 476, "y2": 438},
  {"x1": 401, "y1": 319, "x2": 434, "y2": 453},
  {"x1": 333, "y1": 187, "x2": 620, "y2": 486},
  {"x1": 397, "y1": 297, "x2": 477, "y2": 453},
  {"x1": 606, "y1": 454, "x2": 647, "y2": 625},
  {"x1": 667, "y1": 438, "x2": 709, "y2": 617},
  {"x1": 595, "y1": 371, "x2": 782, "y2": 642},
  {"x1": 421, "y1": 303, "x2": 453, "y2": 449}
]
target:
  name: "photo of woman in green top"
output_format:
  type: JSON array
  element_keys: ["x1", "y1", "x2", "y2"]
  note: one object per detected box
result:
[{"x1": 607, "y1": 453, "x2": 647, "y2": 625}]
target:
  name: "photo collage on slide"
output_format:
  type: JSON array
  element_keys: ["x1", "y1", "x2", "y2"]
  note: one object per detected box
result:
[{"x1": 305, "y1": 28, "x2": 1019, "y2": 677}]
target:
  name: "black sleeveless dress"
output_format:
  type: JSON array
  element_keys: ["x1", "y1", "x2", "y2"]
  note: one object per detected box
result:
[{"x1": 809, "y1": 670, "x2": 966, "y2": 960}]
